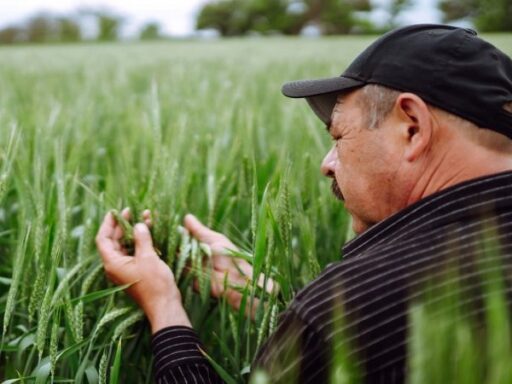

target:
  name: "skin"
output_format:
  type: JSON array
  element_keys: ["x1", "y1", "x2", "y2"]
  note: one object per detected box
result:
[
  {"x1": 96, "y1": 208, "x2": 269, "y2": 333},
  {"x1": 96, "y1": 87, "x2": 512, "y2": 333},
  {"x1": 321, "y1": 89, "x2": 512, "y2": 234}
]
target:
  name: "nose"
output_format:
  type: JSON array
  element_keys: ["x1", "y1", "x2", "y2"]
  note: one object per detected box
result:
[{"x1": 321, "y1": 146, "x2": 337, "y2": 177}]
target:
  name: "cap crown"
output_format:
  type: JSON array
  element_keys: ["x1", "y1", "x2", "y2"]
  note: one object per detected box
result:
[{"x1": 343, "y1": 24, "x2": 512, "y2": 137}]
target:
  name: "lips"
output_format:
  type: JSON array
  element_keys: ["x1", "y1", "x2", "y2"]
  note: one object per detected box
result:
[{"x1": 331, "y1": 179, "x2": 344, "y2": 201}]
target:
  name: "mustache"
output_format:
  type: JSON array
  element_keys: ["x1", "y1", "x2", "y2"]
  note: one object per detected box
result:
[{"x1": 331, "y1": 179, "x2": 344, "y2": 201}]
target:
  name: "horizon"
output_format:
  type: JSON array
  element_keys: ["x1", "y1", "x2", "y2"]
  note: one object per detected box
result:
[{"x1": 1, "y1": 0, "x2": 443, "y2": 38}]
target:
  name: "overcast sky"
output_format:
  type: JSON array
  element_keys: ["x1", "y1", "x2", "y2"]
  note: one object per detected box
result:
[{"x1": 1, "y1": 0, "x2": 441, "y2": 37}]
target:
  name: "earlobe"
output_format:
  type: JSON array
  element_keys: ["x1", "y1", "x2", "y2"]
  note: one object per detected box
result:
[{"x1": 405, "y1": 125, "x2": 425, "y2": 162}]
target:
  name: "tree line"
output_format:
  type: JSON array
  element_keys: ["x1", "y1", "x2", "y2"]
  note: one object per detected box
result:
[
  {"x1": 0, "y1": 9, "x2": 162, "y2": 45},
  {"x1": 0, "y1": 0, "x2": 510, "y2": 45},
  {"x1": 196, "y1": 0, "x2": 409, "y2": 36},
  {"x1": 439, "y1": 0, "x2": 512, "y2": 32},
  {"x1": 197, "y1": 0, "x2": 512, "y2": 36}
]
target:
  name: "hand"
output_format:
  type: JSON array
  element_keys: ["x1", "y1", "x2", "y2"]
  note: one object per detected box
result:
[
  {"x1": 184, "y1": 214, "x2": 275, "y2": 318},
  {"x1": 96, "y1": 208, "x2": 191, "y2": 333}
]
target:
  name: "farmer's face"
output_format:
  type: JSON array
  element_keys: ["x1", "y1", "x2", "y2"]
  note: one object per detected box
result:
[{"x1": 321, "y1": 89, "x2": 409, "y2": 234}]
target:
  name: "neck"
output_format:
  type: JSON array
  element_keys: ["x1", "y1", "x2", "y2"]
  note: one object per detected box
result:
[{"x1": 407, "y1": 146, "x2": 512, "y2": 205}]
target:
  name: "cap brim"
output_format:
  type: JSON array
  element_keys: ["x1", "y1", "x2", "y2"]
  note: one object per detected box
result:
[
  {"x1": 282, "y1": 76, "x2": 364, "y2": 124},
  {"x1": 282, "y1": 76, "x2": 363, "y2": 98}
]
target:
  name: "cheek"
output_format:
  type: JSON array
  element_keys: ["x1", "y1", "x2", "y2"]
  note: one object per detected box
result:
[
  {"x1": 334, "y1": 145, "x2": 364, "y2": 180},
  {"x1": 334, "y1": 146, "x2": 386, "y2": 204}
]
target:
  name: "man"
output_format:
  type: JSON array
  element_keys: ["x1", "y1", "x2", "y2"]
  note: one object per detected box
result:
[{"x1": 96, "y1": 24, "x2": 512, "y2": 383}]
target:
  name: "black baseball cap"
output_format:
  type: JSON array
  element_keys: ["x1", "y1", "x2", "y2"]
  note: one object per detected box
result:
[{"x1": 282, "y1": 24, "x2": 512, "y2": 139}]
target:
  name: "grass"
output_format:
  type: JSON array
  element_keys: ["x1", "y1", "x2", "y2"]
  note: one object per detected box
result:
[{"x1": 0, "y1": 35, "x2": 511, "y2": 383}]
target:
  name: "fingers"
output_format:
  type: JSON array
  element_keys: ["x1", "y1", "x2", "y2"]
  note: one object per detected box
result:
[
  {"x1": 96, "y1": 212, "x2": 122, "y2": 263},
  {"x1": 259, "y1": 274, "x2": 277, "y2": 295},
  {"x1": 184, "y1": 214, "x2": 222, "y2": 243},
  {"x1": 133, "y1": 223, "x2": 155, "y2": 258},
  {"x1": 211, "y1": 261, "x2": 274, "y2": 294},
  {"x1": 229, "y1": 258, "x2": 253, "y2": 278},
  {"x1": 114, "y1": 207, "x2": 151, "y2": 230},
  {"x1": 210, "y1": 270, "x2": 261, "y2": 319},
  {"x1": 122, "y1": 207, "x2": 131, "y2": 220},
  {"x1": 113, "y1": 207, "x2": 131, "y2": 241},
  {"x1": 142, "y1": 209, "x2": 152, "y2": 227},
  {"x1": 97, "y1": 211, "x2": 115, "y2": 240}
]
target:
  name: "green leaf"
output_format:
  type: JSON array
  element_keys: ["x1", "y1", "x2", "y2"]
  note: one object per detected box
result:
[
  {"x1": 3, "y1": 378, "x2": 36, "y2": 384},
  {"x1": 85, "y1": 364, "x2": 100, "y2": 384},
  {"x1": 109, "y1": 339, "x2": 122, "y2": 384},
  {"x1": 34, "y1": 358, "x2": 51, "y2": 384},
  {"x1": 57, "y1": 339, "x2": 90, "y2": 360},
  {"x1": 0, "y1": 343, "x2": 18, "y2": 352},
  {"x1": 240, "y1": 365, "x2": 251, "y2": 375},
  {"x1": 252, "y1": 183, "x2": 270, "y2": 280},
  {"x1": 19, "y1": 333, "x2": 36, "y2": 353},
  {"x1": 70, "y1": 284, "x2": 133, "y2": 305},
  {"x1": 199, "y1": 347, "x2": 238, "y2": 384}
]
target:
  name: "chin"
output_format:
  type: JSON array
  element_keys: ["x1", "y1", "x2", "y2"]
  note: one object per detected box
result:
[
  {"x1": 351, "y1": 218, "x2": 371, "y2": 235},
  {"x1": 351, "y1": 222, "x2": 365, "y2": 235}
]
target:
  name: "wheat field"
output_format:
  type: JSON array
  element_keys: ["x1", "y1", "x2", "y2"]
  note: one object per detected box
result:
[{"x1": 0, "y1": 35, "x2": 511, "y2": 383}]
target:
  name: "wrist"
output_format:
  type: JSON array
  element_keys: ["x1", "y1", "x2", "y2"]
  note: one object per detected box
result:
[{"x1": 147, "y1": 299, "x2": 192, "y2": 334}]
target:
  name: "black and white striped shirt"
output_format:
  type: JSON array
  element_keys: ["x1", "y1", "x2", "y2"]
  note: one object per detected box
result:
[{"x1": 152, "y1": 171, "x2": 512, "y2": 383}]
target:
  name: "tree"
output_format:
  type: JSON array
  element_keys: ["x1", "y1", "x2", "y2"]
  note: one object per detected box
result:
[
  {"x1": 0, "y1": 26, "x2": 22, "y2": 45},
  {"x1": 387, "y1": 0, "x2": 412, "y2": 28},
  {"x1": 316, "y1": 0, "x2": 372, "y2": 34},
  {"x1": 57, "y1": 17, "x2": 82, "y2": 42},
  {"x1": 195, "y1": 0, "x2": 375, "y2": 36},
  {"x1": 26, "y1": 14, "x2": 56, "y2": 43},
  {"x1": 475, "y1": 0, "x2": 512, "y2": 31},
  {"x1": 196, "y1": 0, "x2": 250, "y2": 36},
  {"x1": 244, "y1": 0, "x2": 296, "y2": 34},
  {"x1": 439, "y1": 0, "x2": 512, "y2": 32},
  {"x1": 95, "y1": 12, "x2": 123, "y2": 41},
  {"x1": 139, "y1": 22, "x2": 162, "y2": 40},
  {"x1": 0, "y1": 14, "x2": 83, "y2": 44}
]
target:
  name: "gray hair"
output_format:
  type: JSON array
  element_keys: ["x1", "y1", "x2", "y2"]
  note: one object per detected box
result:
[
  {"x1": 357, "y1": 84, "x2": 512, "y2": 152},
  {"x1": 358, "y1": 84, "x2": 401, "y2": 129}
]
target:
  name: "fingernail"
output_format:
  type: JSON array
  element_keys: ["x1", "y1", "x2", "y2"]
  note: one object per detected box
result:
[{"x1": 134, "y1": 223, "x2": 147, "y2": 233}]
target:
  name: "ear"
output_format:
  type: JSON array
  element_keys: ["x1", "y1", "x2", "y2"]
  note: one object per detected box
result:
[{"x1": 393, "y1": 93, "x2": 434, "y2": 162}]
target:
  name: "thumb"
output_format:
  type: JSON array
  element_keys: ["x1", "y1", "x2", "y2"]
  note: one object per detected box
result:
[{"x1": 133, "y1": 223, "x2": 155, "y2": 258}]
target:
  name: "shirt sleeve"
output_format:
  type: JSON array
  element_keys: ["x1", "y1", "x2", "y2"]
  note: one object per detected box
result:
[{"x1": 151, "y1": 326, "x2": 224, "y2": 384}]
